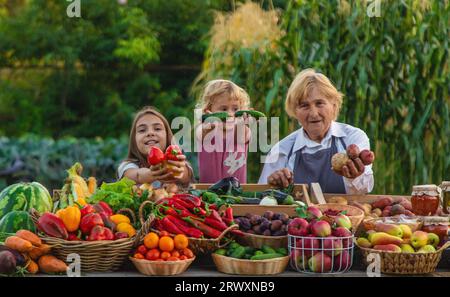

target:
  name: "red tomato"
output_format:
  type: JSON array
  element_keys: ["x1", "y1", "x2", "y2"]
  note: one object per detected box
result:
[
  {"x1": 145, "y1": 248, "x2": 161, "y2": 261},
  {"x1": 137, "y1": 245, "x2": 147, "y2": 255}
]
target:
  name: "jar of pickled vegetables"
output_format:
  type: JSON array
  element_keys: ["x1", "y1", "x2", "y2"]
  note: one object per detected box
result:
[
  {"x1": 411, "y1": 184, "x2": 441, "y2": 216},
  {"x1": 440, "y1": 181, "x2": 450, "y2": 214}
]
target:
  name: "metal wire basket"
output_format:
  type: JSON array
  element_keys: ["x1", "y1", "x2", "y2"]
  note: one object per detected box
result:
[{"x1": 288, "y1": 234, "x2": 355, "y2": 274}]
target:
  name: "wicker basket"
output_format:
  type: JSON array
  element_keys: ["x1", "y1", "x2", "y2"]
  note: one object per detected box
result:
[
  {"x1": 29, "y1": 208, "x2": 137, "y2": 272},
  {"x1": 357, "y1": 241, "x2": 450, "y2": 274},
  {"x1": 237, "y1": 233, "x2": 287, "y2": 249},
  {"x1": 130, "y1": 256, "x2": 195, "y2": 276},
  {"x1": 139, "y1": 201, "x2": 239, "y2": 254},
  {"x1": 212, "y1": 253, "x2": 289, "y2": 275},
  {"x1": 362, "y1": 216, "x2": 423, "y2": 233},
  {"x1": 316, "y1": 203, "x2": 364, "y2": 232}
]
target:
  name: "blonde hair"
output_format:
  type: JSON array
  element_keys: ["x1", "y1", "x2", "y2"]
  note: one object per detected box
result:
[
  {"x1": 125, "y1": 106, "x2": 174, "y2": 167},
  {"x1": 197, "y1": 79, "x2": 250, "y2": 112},
  {"x1": 285, "y1": 69, "x2": 344, "y2": 119}
]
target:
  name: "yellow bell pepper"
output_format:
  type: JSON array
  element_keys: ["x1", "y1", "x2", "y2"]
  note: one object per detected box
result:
[
  {"x1": 110, "y1": 214, "x2": 131, "y2": 225},
  {"x1": 56, "y1": 206, "x2": 81, "y2": 232},
  {"x1": 116, "y1": 222, "x2": 136, "y2": 237}
]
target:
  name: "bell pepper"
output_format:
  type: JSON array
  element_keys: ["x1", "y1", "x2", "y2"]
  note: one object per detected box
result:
[
  {"x1": 68, "y1": 233, "x2": 81, "y2": 241},
  {"x1": 114, "y1": 232, "x2": 129, "y2": 240},
  {"x1": 109, "y1": 214, "x2": 131, "y2": 225},
  {"x1": 147, "y1": 146, "x2": 165, "y2": 166},
  {"x1": 99, "y1": 212, "x2": 116, "y2": 231},
  {"x1": 165, "y1": 145, "x2": 183, "y2": 161},
  {"x1": 183, "y1": 216, "x2": 222, "y2": 238},
  {"x1": 55, "y1": 205, "x2": 81, "y2": 233},
  {"x1": 80, "y1": 213, "x2": 104, "y2": 234},
  {"x1": 80, "y1": 204, "x2": 96, "y2": 217},
  {"x1": 116, "y1": 222, "x2": 136, "y2": 237},
  {"x1": 87, "y1": 225, "x2": 114, "y2": 241},
  {"x1": 93, "y1": 201, "x2": 113, "y2": 216},
  {"x1": 37, "y1": 213, "x2": 68, "y2": 239}
]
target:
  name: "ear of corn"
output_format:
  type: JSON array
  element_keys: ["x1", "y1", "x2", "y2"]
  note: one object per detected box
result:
[{"x1": 67, "y1": 162, "x2": 90, "y2": 197}]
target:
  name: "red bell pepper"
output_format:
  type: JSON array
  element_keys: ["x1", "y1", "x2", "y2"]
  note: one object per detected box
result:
[
  {"x1": 93, "y1": 201, "x2": 113, "y2": 216},
  {"x1": 165, "y1": 145, "x2": 183, "y2": 161},
  {"x1": 147, "y1": 146, "x2": 165, "y2": 165},
  {"x1": 80, "y1": 204, "x2": 96, "y2": 217},
  {"x1": 99, "y1": 212, "x2": 116, "y2": 231},
  {"x1": 37, "y1": 213, "x2": 68, "y2": 239},
  {"x1": 87, "y1": 225, "x2": 114, "y2": 241},
  {"x1": 114, "y1": 232, "x2": 129, "y2": 240},
  {"x1": 80, "y1": 213, "x2": 104, "y2": 234},
  {"x1": 68, "y1": 233, "x2": 81, "y2": 241},
  {"x1": 183, "y1": 217, "x2": 222, "y2": 238},
  {"x1": 161, "y1": 217, "x2": 184, "y2": 235},
  {"x1": 165, "y1": 215, "x2": 203, "y2": 238}
]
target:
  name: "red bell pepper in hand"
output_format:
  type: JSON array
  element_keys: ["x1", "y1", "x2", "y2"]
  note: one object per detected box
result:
[
  {"x1": 80, "y1": 213, "x2": 104, "y2": 234},
  {"x1": 87, "y1": 225, "x2": 114, "y2": 241},
  {"x1": 183, "y1": 217, "x2": 222, "y2": 238},
  {"x1": 80, "y1": 204, "x2": 96, "y2": 217},
  {"x1": 165, "y1": 215, "x2": 203, "y2": 238},
  {"x1": 37, "y1": 213, "x2": 68, "y2": 239},
  {"x1": 165, "y1": 145, "x2": 183, "y2": 161},
  {"x1": 93, "y1": 201, "x2": 113, "y2": 216},
  {"x1": 147, "y1": 147, "x2": 165, "y2": 166}
]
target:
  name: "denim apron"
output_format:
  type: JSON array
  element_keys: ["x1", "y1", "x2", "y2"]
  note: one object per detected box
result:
[{"x1": 288, "y1": 136, "x2": 347, "y2": 194}]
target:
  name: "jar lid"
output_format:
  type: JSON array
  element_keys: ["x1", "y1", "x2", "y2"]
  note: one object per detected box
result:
[
  {"x1": 412, "y1": 184, "x2": 441, "y2": 196},
  {"x1": 440, "y1": 181, "x2": 450, "y2": 190}
]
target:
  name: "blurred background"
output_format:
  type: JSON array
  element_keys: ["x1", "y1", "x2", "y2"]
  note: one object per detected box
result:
[{"x1": 0, "y1": 0, "x2": 448, "y2": 193}]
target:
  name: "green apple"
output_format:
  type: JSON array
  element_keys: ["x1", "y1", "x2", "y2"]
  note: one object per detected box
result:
[
  {"x1": 411, "y1": 231, "x2": 428, "y2": 249},
  {"x1": 400, "y1": 244, "x2": 415, "y2": 253},
  {"x1": 427, "y1": 233, "x2": 440, "y2": 248},
  {"x1": 417, "y1": 245, "x2": 436, "y2": 253}
]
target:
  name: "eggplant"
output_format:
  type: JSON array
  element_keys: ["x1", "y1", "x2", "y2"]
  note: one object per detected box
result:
[
  {"x1": 0, "y1": 245, "x2": 26, "y2": 267},
  {"x1": 208, "y1": 177, "x2": 242, "y2": 195},
  {"x1": 261, "y1": 189, "x2": 294, "y2": 204},
  {"x1": 0, "y1": 251, "x2": 17, "y2": 274}
]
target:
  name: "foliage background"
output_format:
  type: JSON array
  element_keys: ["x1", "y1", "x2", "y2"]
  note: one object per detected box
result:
[{"x1": 0, "y1": 0, "x2": 448, "y2": 194}]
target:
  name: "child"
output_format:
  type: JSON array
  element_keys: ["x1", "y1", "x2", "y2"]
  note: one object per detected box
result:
[
  {"x1": 118, "y1": 106, "x2": 193, "y2": 187},
  {"x1": 196, "y1": 79, "x2": 252, "y2": 183}
]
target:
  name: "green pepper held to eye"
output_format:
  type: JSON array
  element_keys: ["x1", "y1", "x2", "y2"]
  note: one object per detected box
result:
[{"x1": 234, "y1": 110, "x2": 266, "y2": 119}]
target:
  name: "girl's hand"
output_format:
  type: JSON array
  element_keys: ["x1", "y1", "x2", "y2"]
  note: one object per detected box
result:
[
  {"x1": 149, "y1": 164, "x2": 173, "y2": 182},
  {"x1": 267, "y1": 168, "x2": 294, "y2": 188},
  {"x1": 333, "y1": 158, "x2": 365, "y2": 179},
  {"x1": 165, "y1": 154, "x2": 189, "y2": 183}
]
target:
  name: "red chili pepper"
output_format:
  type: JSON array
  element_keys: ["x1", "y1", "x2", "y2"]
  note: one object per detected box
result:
[
  {"x1": 165, "y1": 215, "x2": 203, "y2": 238},
  {"x1": 171, "y1": 198, "x2": 193, "y2": 209},
  {"x1": 192, "y1": 207, "x2": 207, "y2": 216},
  {"x1": 225, "y1": 207, "x2": 233, "y2": 220},
  {"x1": 204, "y1": 217, "x2": 228, "y2": 231},
  {"x1": 230, "y1": 229, "x2": 245, "y2": 237},
  {"x1": 161, "y1": 217, "x2": 185, "y2": 235},
  {"x1": 208, "y1": 209, "x2": 223, "y2": 223},
  {"x1": 172, "y1": 194, "x2": 202, "y2": 207},
  {"x1": 183, "y1": 217, "x2": 222, "y2": 238}
]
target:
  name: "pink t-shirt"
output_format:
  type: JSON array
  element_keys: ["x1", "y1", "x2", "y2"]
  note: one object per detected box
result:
[{"x1": 198, "y1": 126, "x2": 249, "y2": 184}]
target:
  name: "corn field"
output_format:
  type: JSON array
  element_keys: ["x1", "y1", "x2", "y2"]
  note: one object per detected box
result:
[{"x1": 193, "y1": 0, "x2": 450, "y2": 194}]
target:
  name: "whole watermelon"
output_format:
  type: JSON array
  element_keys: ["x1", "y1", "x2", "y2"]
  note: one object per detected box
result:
[
  {"x1": 0, "y1": 182, "x2": 53, "y2": 220},
  {"x1": 0, "y1": 211, "x2": 36, "y2": 233}
]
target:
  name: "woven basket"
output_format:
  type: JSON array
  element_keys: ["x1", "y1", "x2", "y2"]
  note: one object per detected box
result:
[
  {"x1": 29, "y1": 208, "x2": 137, "y2": 272},
  {"x1": 317, "y1": 203, "x2": 364, "y2": 232},
  {"x1": 129, "y1": 256, "x2": 195, "y2": 276},
  {"x1": 362, "y1": 216, "x2": 423, "y2": 233},
  {"x1": 139, "y1": 201, "x2": 239, "y2": 254},
  {"x1": 212, "y1": 253, "x2": 289, "y2": 275},
  {"x1": 357, "y1": 241, "x2": 450, "y2": 274},
  {"x1": 237, "y1": 233, "x2": 287, "y2": 249}
]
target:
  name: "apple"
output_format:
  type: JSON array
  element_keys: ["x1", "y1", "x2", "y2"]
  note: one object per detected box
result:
[
  {"x1": 333, "y1": 251, "x2": 352, "y2": 270},
  {"x1": 411, "y1": 231, "x2": 428, "y2": 249},
  {"x1": 427, "y1": 233, "x2": 440, "y2": 248},
  {"x1": 311, "y1": 221, "x2": 332, "y2": 237},
  {"x1": 308, "y1": 252, "x2": 332, "y2": 273},
  {"x1": 288, "y1": 218, "x2": 310, "y2": 236},
  {"x1": 400, "y1": 244, "x2": 415, "y2": 253},
  {"x1": 295, "y1": 236, "x2": 320, "y2": 258},
  {"x1": 332, "y1": 227, "x2": 353, "y2": 248},
  {"x1": 417, "y1": 245, "x2": 436, "y2": 253},
  {"x1": 306, "y1": 206, "x2": 323, "y2": 220},
  {"x1": 290, "y1": 249, "x2": 309, "y2": 270},
  {"x1": 322, "y1": 238, "x2": 343, "y2": 257},
  {"x1": 335, "y1": 214, "x2": 352, "y2": 230}
]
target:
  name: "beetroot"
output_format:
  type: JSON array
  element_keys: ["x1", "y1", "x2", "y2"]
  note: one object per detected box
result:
[{"x1": 0, "y1": 251, "x2": 17, "y2": 274}]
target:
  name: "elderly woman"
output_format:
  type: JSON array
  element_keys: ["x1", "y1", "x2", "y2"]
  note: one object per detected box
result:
[{"x1": 258, "y1": 69, "x2": 374, "y2": 194}]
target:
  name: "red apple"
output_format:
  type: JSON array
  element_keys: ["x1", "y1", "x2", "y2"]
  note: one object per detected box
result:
[
  {"x1": 311, "y1": 220, "x2": 331, "y2": 237},
  {"x1": 322, "y1": 238, "x2": 343, "y2": 257},
  {"x1": 306, "y1": 206, "x2": 323, "y2": 220},
  {"x1": 332, "y1": 251, "x2": 352, "y2": 270},
  {"x1": 332, "y1": 227, "x2": 353, "y2": 248},
  {"x1": 295, "y1": 236, "x2": 321, "y2": 258},
  {"x1": 290, "y1": 249, "x2": 309, "y2": 270},
  {"x1": 308, "y1": 252, "x2": 332, "y2": 273},
  {"x1": 288, "y1": 218, "x2": 310, "y2": 236}
]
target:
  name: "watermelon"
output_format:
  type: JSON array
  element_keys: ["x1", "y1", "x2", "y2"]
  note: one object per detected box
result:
[
  {"x1": 0, "y1": 211, "x2": 36, "y2": 233},
  {"x1": 0, "y1": 182, "x2": 53, "y2": 220}
]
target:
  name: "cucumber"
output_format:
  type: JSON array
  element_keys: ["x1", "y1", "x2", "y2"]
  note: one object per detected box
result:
[
  {"x1": 230, "y1": 246, "x2": 246, "y2": 259},
  {"x1": 250, "y1": 253, "x2": 285, "y2": 261},
  {"x1": 235, "y1": 110, "x2": 266, "y2": 119},
  {"x1": 229, "y1": 242, "x2": 241, "y2": 250},
  {"x1": 261, "y1": 245, "x2": 277, "y2": 254},
  {"x1": 215, "y1": 249, "x2": 227, "y2": 256},
  {"x1": 276, "y1": 248, "x2": 288, "y2": 256},
  {"x1": 244, "y1": 246, "x2": 255, "y2": 254},
  {"x1": 202, "y1": 112, "x2": 229, "y2": 123},
  {"x1": 254, "y1": 250, "x2": 264, "y2": 256}
]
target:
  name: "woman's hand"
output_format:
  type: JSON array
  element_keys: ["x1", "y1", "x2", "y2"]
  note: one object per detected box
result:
[
  {"x1": 149, "y1": 164, "x2": 173, "y2": 182},
  {"x1": 164, "y1": 154, "x2": 191, "y2": 184},
  {"x1": 333, "y1": 158, "x2": 365, "y2": 179},
  {"x1": 267, "y1": 168, "x2": 293, "y2": 188}
]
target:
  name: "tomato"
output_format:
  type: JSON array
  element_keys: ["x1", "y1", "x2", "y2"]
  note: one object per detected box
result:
[
  {"x1": 137, "y1": 245, "x2": 147, "y2": 255},
  {"x1": 159, "y1": 236, "x2": 175, "y2": 252},
  {"x1": 155, "y1": 258, "x2": 165, "y2": 262},
  {"x1": 145, "y1": 248, "x2": 160, "y2": 261},
  {"x1": 134, "y1": 253, "x2": 145, "y2": 260},
  {"x1": 143, "y1": 232, "x2": 159, "y2": 249},
  {"x1": 182, "y1": 248, "x2": 194, "y2": 259},
  {"x1": 160, "y1": 251, "x2": 171, "y2": 260},
  {"x1": 174, "y1": 234, "x2": 189, "y2": 250},
  {"x1": 166, "y1": 256, "x2": 179, "y2": 261},
  {"x1": 179, "y1": 255, "x2": 188, "y2": 260},
  {"x1": 171, "y1": 250, "x2": 180, "y2": 258}
]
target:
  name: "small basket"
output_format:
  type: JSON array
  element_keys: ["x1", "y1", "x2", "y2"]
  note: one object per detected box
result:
[
  {"x1": 357, "y1": 241, "x2": 450, "y2": 274},
  {"x1": 362, "y1": 216, "x2": 423, "y2": 233},
  {"x1": 129, "y1": 256, "x2": 196, "y2": 276},
  {"x1": 139, "y1": 201, "x2": 239, "y2": 254},
  {"x1": 288, "y1": 234, "x2": 355, "y2": 274},
  {"x1": 212, "y1": 253, "x2": 289, "y2": 275},
  {"x1": 29, "y1": 208, "x2": 137, "y2": 272},
  {"x1": 316, "y1": 203, "x2": 364, "y2": 233},
  {"x1": 237, "y1": 233, "x2": 287, "y2": 249}
]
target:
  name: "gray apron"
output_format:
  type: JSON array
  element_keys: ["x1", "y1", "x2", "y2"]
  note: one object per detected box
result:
[{"x1": 288, "y1": 136, "x2": 347, "y2": 194}]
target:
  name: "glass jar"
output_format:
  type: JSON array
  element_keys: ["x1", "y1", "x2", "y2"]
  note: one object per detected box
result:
[
  {"x1": 411, "y1": 184, "x2": 441, "y2": 216},
  {"x1": 440, "y1": 181, "x2": 450, "y2": 214}
]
